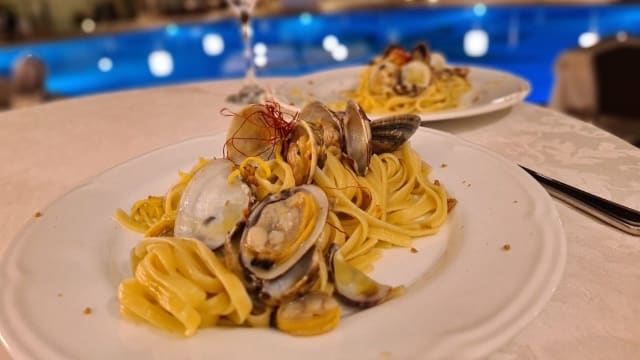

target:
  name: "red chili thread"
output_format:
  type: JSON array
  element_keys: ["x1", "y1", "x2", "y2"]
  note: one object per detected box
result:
[{"x1": 221, "y1": 101, "x2": 298, "y2": 161}]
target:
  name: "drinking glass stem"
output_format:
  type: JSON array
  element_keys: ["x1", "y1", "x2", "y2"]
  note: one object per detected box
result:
[
  {"x1": 226, "y1": 7, "x2": 264, "y2": 104},
  {"x1": 241, "y1": 13, "x2": 256, "y2": 86}
]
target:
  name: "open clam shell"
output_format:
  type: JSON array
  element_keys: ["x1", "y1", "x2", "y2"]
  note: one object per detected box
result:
[
  {"x1": 225, "y1": 104, "x2": 277, "y2": 164},
  {"x1": 239, "y1": 185, "x2": 329, "y2": 280},
  {"x1": 395, "y1": 60, "x2": 433, "y2": 96},
  {"x1": 174, "y1": 159, "x2": 253, "y2": 250},
  {"x1": 285, "y1": 120, "x2": 321, "y2": 185},
  {"x1": 368, "y1": 61, "x2": 400, "y2": 96},
  {"x1": 327, "y1": 245, "x2": 392, "y2": 308},
  {"x1": 342, "y1": 100, "x2": 373, "y2": 176},
  {"x1": 299, "y1": 101, "x2": 343, "y2": 153},
  {"x1": 258, "y1": 247, "x2": 321, "y2": 306}
]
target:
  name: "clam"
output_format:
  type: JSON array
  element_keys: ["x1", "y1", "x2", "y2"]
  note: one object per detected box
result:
[
  {"x1": 257, "y1": 247, "x2": 321, "y2": 306},
  {"x1": 368, "y1": 60, "x2": 400, "y2": 95},
  {"x1": 275, "y1": 292, "x2": 341, "y2": 336},
  {"x1": 174, "y1": 159, "x2": 253, "y2": 250},
  {"x1": 223, "y1": 222, "x2": 320, "y2": 307},
  {"x1": 430, "y1": 52, "x2": 447, "y2": 72},
  {"x1": 398, "y1": 60, "x2": 432, "y2": 92},
  {"x1": 222, "y1": 220, "x2": 250, "y2": 284},
  {"x1": 222, "y1": 207, "x2": 322, "y2": 309},
  {"x1": 288, "y1": 99, "x2": 417, "y2": 178},
  {"x1": 328, "y1": 245, "x2": 392, "y2": 308},
  {"x1": 225, "y1": 104, "x2": 277, "y2": 164},
  {"x1": 239, "y1": 185, "x2": 329, "y2": 280},
  {"x1": 381, "y1": 44, "x2": 412, "y2": 66},
  {"x1": 410, "y1": 42, "x2": 431, "y2": 63},
  {"x1": 369, "y1": 113, "x2": 421, "y2": 154},
  {"x1": 342, "y1": 100, "x2": 373, "y2": 176},
  {"x1": 298, "y1": 101, "x2": 343, "y2": 159},
  {"x1": 285, "y1": 120, "x2": 321, "y2": 185},
  {"x1": 381, "y1": 43, "x2": 433, "y2": 97},
  {"x1": 285, "y1": 102, "x2": 345, "y2": 184},
  {"x1": 394, "y1": 55, "x2": 433, "y2": 97}
]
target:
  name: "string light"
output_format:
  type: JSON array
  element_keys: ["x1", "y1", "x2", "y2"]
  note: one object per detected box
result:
[
  {"x1": 97, "y1": 57, "x2": 113, "y2": 72},
  {"x1": 323, "y1": 35, "x2": 339, "y2": 52},
  {"x1": 202, "y1": 33, "x2": 224, "y2": 56},
  {"x1": 81, "y1": 18, "x2": 96, "y2": 33},
  {"x1": 148, "y1": 50, "x2": 174, "y2": 77},
  {"x1": 578, "y1": 31, "x2": 599, "y2": 48},
  {"x1": 332, "y1": 44, "x2": 348, "y2": 61},
  {"x1": 464, "y1": 29, "x2": 489, "y2": 57}
]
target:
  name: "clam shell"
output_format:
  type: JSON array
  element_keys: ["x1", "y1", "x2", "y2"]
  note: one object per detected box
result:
[
  {"x1": 411, "y1": 42, "x2": 431, "y2": 63},
  {"x1": 258, "y1": 247, "x2": 321, "y2": 306},
  {"x1": 174, "y1": 159, "x2": 253, "y2": 250},
  {"x1": 370, "y1": 113, "x2": 421, "y2": 154},
  {"x1": 298, "y1": 101, "x2": 343, "y2": 166},
  {"x1": 368, "y1": 61, "x2": 400, "y2": 95},
  {"x1": 225, "y1": 104, "x2": 277, "y2": 164},
  {"x1": 275, "y1": 291, "x2": 340, "y2": 336},
  {"x1": 239, "y1": 185, "x2": 329, "y2": 280},
  {"x1": 400, "y1": 60, "x2": 432, "y2": 88},
  {"x1": 327, "y1": 245, "x2": 392, "y2": 308},
  {"x1": 342, "y1": 100, "x2": 372, "y2": 176},
  {"x1": 285, "y1": 120, "x2": 320, "y2": 185}
]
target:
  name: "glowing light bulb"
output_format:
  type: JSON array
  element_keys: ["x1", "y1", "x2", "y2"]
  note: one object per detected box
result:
[
  {"x1": 148, "y1": 50, "x2": 174, "y2": 77},
  {"x1": 323, "y1": 35, "x2": 339, "y2": 52},
  {"x1": 464, "y1": 29, "x2": 489, "y2": 57},
  {"x1": 253, "y1": 42, "x2": 267, "y2": 56},
  {"x1": 299, "y1": 12, "x2": 312, "y2": 25},
  {"x1": 202, "y1": 33, "x2": 224, "y2": 56},
  {"x1": 473, "y1": 3, "x2": 487, "y2": 17},
  {"x1": 578, "y1": 31, "x2": 599, "y2": 48},
  {"x1": 81, "y1": 18, "x2": 96, "y2": 33},
  {"x1": 254, "y1": 54, "x2": 267, "y2": 67},
  {"x1": 97, "y1": 57, "x2": 113, "y2": 72},
  {"x1": 166, "y1": 23, "x2": 179, "y2": 36},
  {"x1": 332, "y1": 44, "x2": 348, "y2": 62}
]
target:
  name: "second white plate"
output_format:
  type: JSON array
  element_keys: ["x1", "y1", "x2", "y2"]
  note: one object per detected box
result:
[{"x1": 273, "y1": 65, "x2": 531, "y2": 122}]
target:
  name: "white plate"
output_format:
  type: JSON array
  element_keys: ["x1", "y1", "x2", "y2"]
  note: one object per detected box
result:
[
  {"x1": 0, "y1": 128, "x2": 565, "y2": 360},
  {"x1": 273, "y1": 66, "x2": 531, "y2": 122}
]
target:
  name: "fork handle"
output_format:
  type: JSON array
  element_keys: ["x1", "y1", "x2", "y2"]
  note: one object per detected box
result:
[{"x1": 520, "y1": 166, "x2": 640, "y2": 236}]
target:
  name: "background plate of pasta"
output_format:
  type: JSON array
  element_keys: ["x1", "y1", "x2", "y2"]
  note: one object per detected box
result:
[
  {"x1": 0, "y1": 126, "x2": 564, "y2": 360},
  {"x1": 274, "y1": 63, "x2": 531, "y2": 123}
]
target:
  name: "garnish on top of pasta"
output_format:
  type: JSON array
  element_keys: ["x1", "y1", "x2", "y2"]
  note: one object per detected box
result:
[
  {"x1": 114, "y1": 100, "x2": 456, "y2": 337},
  {"x1": 343, "y1": 43, "x2": 471, "y2": 114}
]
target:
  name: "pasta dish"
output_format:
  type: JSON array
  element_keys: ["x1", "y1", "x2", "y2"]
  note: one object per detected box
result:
[
  {"x1": 114, "y1": 100, "x2": 455, "y2": 337},
  {"x1": 343, "y1": 43, "x2": 470, "y2": 114}
]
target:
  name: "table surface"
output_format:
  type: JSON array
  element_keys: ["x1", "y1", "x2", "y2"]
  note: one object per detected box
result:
[{"x1": 0, "y1": 77, "x2": 639, "y2": 359}]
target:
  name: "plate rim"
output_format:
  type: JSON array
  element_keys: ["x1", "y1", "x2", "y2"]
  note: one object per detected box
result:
[
  {"x1": 271, "y1": 64, "x2": 532, "y2": 122},
  {"x1": 0, "y1": 128, "x2": 566, "y2": 360}
]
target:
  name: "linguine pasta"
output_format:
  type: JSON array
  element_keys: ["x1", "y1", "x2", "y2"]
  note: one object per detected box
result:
[
  {"x1": 114, "y1": 142, "x2": 450, "y2": 336},
  {"x1": 334, "y1": 43, "x2": 471, "y2": 115},
  {"x1": 346, "y1": 66, "x2": 471, "y2": 115},
  {"x1": 114, "y1": 100, "x2": 454, "y2": 337},
  {"x1": 119, "y1": 237, "x2": 253, "y2": 336}
]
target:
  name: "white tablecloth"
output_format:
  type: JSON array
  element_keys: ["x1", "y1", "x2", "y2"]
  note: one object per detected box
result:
[{"x1": 0, "y1": 78, "x2": 639, "y2": 359}]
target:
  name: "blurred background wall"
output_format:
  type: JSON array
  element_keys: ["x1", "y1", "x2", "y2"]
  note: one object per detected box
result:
[{"x1": 1, "y1": 0, "x2": 639, "y2": 144}]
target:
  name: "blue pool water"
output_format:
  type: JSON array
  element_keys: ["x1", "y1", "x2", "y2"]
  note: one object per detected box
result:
[{"x1": 1, "y1": 5, "x2": 639, "y2": 104}]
